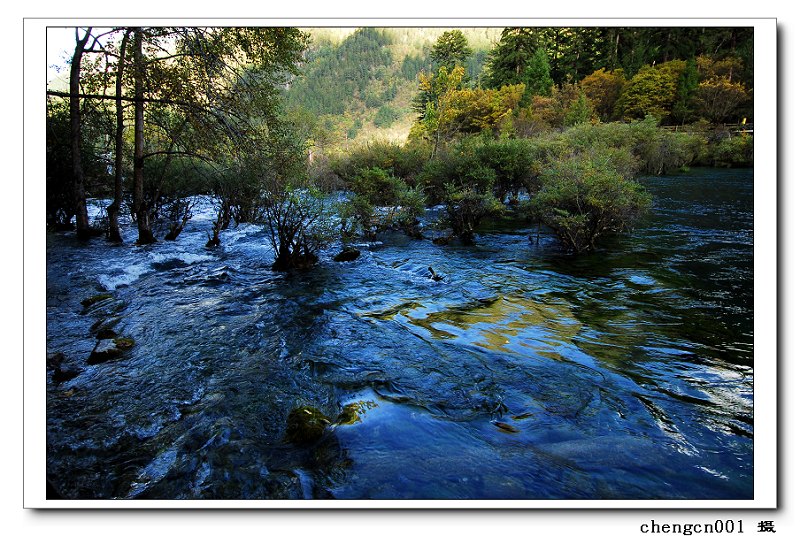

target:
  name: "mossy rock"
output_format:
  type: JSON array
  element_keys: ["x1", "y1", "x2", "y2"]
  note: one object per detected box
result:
[
  {"x1": 285, "y1": 406, "x2": 331, "y2": 444},
  {"x1": 333, "y1": 247, "x2": 361, "y2": 262},
  {"x1": 87, "y1": 339, "x2": 123, "y2": 364},
  {"x1": 80, "y1": 293, "x2": 113, "y2": 308},
  {"x1": 336, "y1": 400, "x2": 378, "y2": 425},
  {"x1": 113, "y1": 337, "x2": 135, "y2": 349},
  {"x1": 87, "y1": 337, "x2": 134, "y2": 364}
]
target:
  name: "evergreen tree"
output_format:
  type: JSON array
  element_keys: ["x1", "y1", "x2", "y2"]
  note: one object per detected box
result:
[
  {"x1": 672, "y1": 57, "x2": 699, "y2": 125},
  {"x1": 523, "y1": 48, "x2": 554, "y2": 99},
  {"x1": 564, "y1": 91, "x2": 592, "y2": 126},
  {"x1": 485, "y1": 28, "x2": 542, "y2": 88},
  {"x1": 431, "y1": 30, "x2": 473, "y2": 71}
]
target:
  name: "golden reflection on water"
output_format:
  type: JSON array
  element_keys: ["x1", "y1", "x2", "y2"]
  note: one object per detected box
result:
[{"x1": 391, "y1": 295, "x2": 582, "y2": 353}]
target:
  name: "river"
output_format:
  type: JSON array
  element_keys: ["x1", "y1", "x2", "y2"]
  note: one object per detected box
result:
[{"x1": 45, "y1": 167, "x2": 754, "y2": 500}]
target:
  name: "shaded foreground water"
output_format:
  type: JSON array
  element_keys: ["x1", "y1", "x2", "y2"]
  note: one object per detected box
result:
[{"x1": 45, "y1": 168, "x2": 754, "y2": 500}]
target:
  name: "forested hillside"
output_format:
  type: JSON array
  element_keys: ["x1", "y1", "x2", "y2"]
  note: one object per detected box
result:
[
  {"x1": 284, "y1": 27, "x2": 753, "y2": 152},
  {"x1": 283, "y1": 28, "x2": 501, "y2": 147}
]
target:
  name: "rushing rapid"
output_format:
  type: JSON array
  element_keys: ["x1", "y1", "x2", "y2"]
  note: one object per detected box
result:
[{"x1": 46, "y1": 168, "x2": 754, "y2": 500}]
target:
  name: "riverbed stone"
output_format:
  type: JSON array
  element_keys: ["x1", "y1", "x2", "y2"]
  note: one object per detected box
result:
[
  {"x1": 90, "y1": 316, "x2": 123, "y2": 336},
  {"x1": 80, "y1": 293, "x2": 113, "y2": 309},
  {"x1": 53, "y1": 362, "x2": 82, "y2": 383},
  {"x1": 46, "y1": 352, "x2": 65, "y2": 370},
  {"x1": 87, "y1": 339, "x2": 122, "y2": 363},
  {"x1": 48, "y1": 352, "x2": 81, "y2": 382},
  {"x1": 87, "y1": 337, "x2": 134, "y2": 364},
  {"x1": 333, "y1": 247, "x2": 361, "y2": 262}
]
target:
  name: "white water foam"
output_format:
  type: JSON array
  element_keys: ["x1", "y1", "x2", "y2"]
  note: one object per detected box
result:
[
  {"x1": 98, "y1": 263, "x2": 152, "y2": 291},
  {"x1": 151, "y1": 251, "x2": 215, "y2": 266}
]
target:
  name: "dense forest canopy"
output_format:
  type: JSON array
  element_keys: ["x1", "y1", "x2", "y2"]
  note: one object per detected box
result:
[{"x1": 47, "y1": 25, "x2": 754, "y2": 261}]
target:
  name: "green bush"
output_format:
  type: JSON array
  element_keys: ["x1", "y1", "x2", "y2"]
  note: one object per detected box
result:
[
  {"x1": 337, "y1": 194, "x2": 375, "y2": 242},
  {"x1": 530, "y1": 149, "x2": 652, "y2": 253},
  {"x1": 442, "y1": 184, "x2": 505, "y2": 244},
  {"x1": 708, "y1": 134, "x2": 754, "y2": 167},
  {"x1": 349, "y1": 167, "x2": 406, "y2": 205},
  {"x1": 331, "y1": 141, "x2": 430, "y2": 185},
  {"x1": 396, "y1": 184, "x2": 427, "y2": 237},
  {"x1": 562, "y1": 117, "x2": 703, "y2": 175},
  {"x1": 339, "y1": 167, "x2": 425, "y2": 240},
  {"x1": 472, "y1": 137, "x2": 536, "y2": 203}
]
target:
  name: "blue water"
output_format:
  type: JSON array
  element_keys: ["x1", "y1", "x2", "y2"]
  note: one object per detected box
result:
[{"x1": 46, "y1": 168, "x2": 754, "y2": 500}]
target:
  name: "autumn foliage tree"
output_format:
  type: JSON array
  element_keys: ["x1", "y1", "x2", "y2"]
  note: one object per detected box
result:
[
  {"x1": 615, "y1": 60, "x2": 686, "y2": 121},
  {"x1": 580, "y1": 68, "x2": 626, "y2": 121}
]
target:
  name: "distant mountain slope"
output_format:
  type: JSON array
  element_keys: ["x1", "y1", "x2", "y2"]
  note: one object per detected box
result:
[{"x1": 284, "y1": 27, "x2": 501, "y2": 147}]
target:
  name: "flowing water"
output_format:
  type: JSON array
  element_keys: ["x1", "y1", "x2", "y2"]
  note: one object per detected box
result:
[{"x1": 45, "y1": 168, "x2": 754, "y2": 500}]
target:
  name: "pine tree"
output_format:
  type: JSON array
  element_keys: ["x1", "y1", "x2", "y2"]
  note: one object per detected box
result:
[
  {"x1": 431, "y1": 30, "x2": 473, "y2": 71},
  {"x1": 672, "y1": 57, "x2": 699, "y2": 125},
  {"x1": 485, "y1": 28, "x2": 542, "y2": 88},
  {"x1": 523, "y1": 48, "x2": 554, "y2": 99}
]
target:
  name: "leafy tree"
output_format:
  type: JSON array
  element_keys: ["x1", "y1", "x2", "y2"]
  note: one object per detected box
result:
[
  {"x1": 66, "y1": 28, "x2": 119, "y2": 239},
  {"x1": 693, "y1": 55, "x2": 750, "y2": 123},
  {"x1": 694, "y1": 76, "x2": 749, "y2": 123},
  {"x1": 52, "y1": 27, "x2": 309, "y2": 246},
  {"x1": 437, "y1": 84, "x2": 525, "y2": 137},
  {"x1": 615, "y1": 60, "x2": 686, "y2": 122},
  {"x1": 580, "y1": 68, "x2": 626, "y2": 121},
  {"x1": 413, "y1": 65, "x2": 467, "y2": 155}
]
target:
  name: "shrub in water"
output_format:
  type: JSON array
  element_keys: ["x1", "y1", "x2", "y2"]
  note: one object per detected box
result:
[{"x1": 530, "y1": 149, "x2": 651, "y2": 253}]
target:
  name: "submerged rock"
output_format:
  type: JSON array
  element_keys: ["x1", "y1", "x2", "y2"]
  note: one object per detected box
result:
[
  {"x1": 80, "y1": 293, "x2": 113, "y2": 309},
  {"x1": 285, "y1": 406, "x2": 331, "y2": 444},
  {"x1": 336, "y1": 400, "x2": 378, "y2": 425},
  {"x1": 46, "y1": 352, "x2": 65, "y2": 371},
  {"x1": 53, "y1": 363, "x2": 81, "y2": 383},
  {"x1": 87, "y1": 337, "x2": 135, "y2": 364},
  {"x1": 48, "y1": 352, "x2": 81, "y2": 383},
  {"x1": 90, "y1": 316, "x2": 123, "y2": 336},
  {"x1": 96, "y1": 329, "x2": 118, "y2": 340},
  {"x1": 333, "y1": 247, "x2": 361, "y2": 262},
  {"x1": 492, "y1": 421, "x2": 520, "y2": 434}
]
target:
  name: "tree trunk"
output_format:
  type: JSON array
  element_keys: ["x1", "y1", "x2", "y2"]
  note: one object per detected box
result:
[
  {"x1": 107, "y1": 29, "x2": 130, "y2": 244},
  {"x1": 132, "y1": 29, "x2": 156, "y2": 245},
  {"x1": 70, "y1": 28, "x2": 92, "y2": 239}
]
